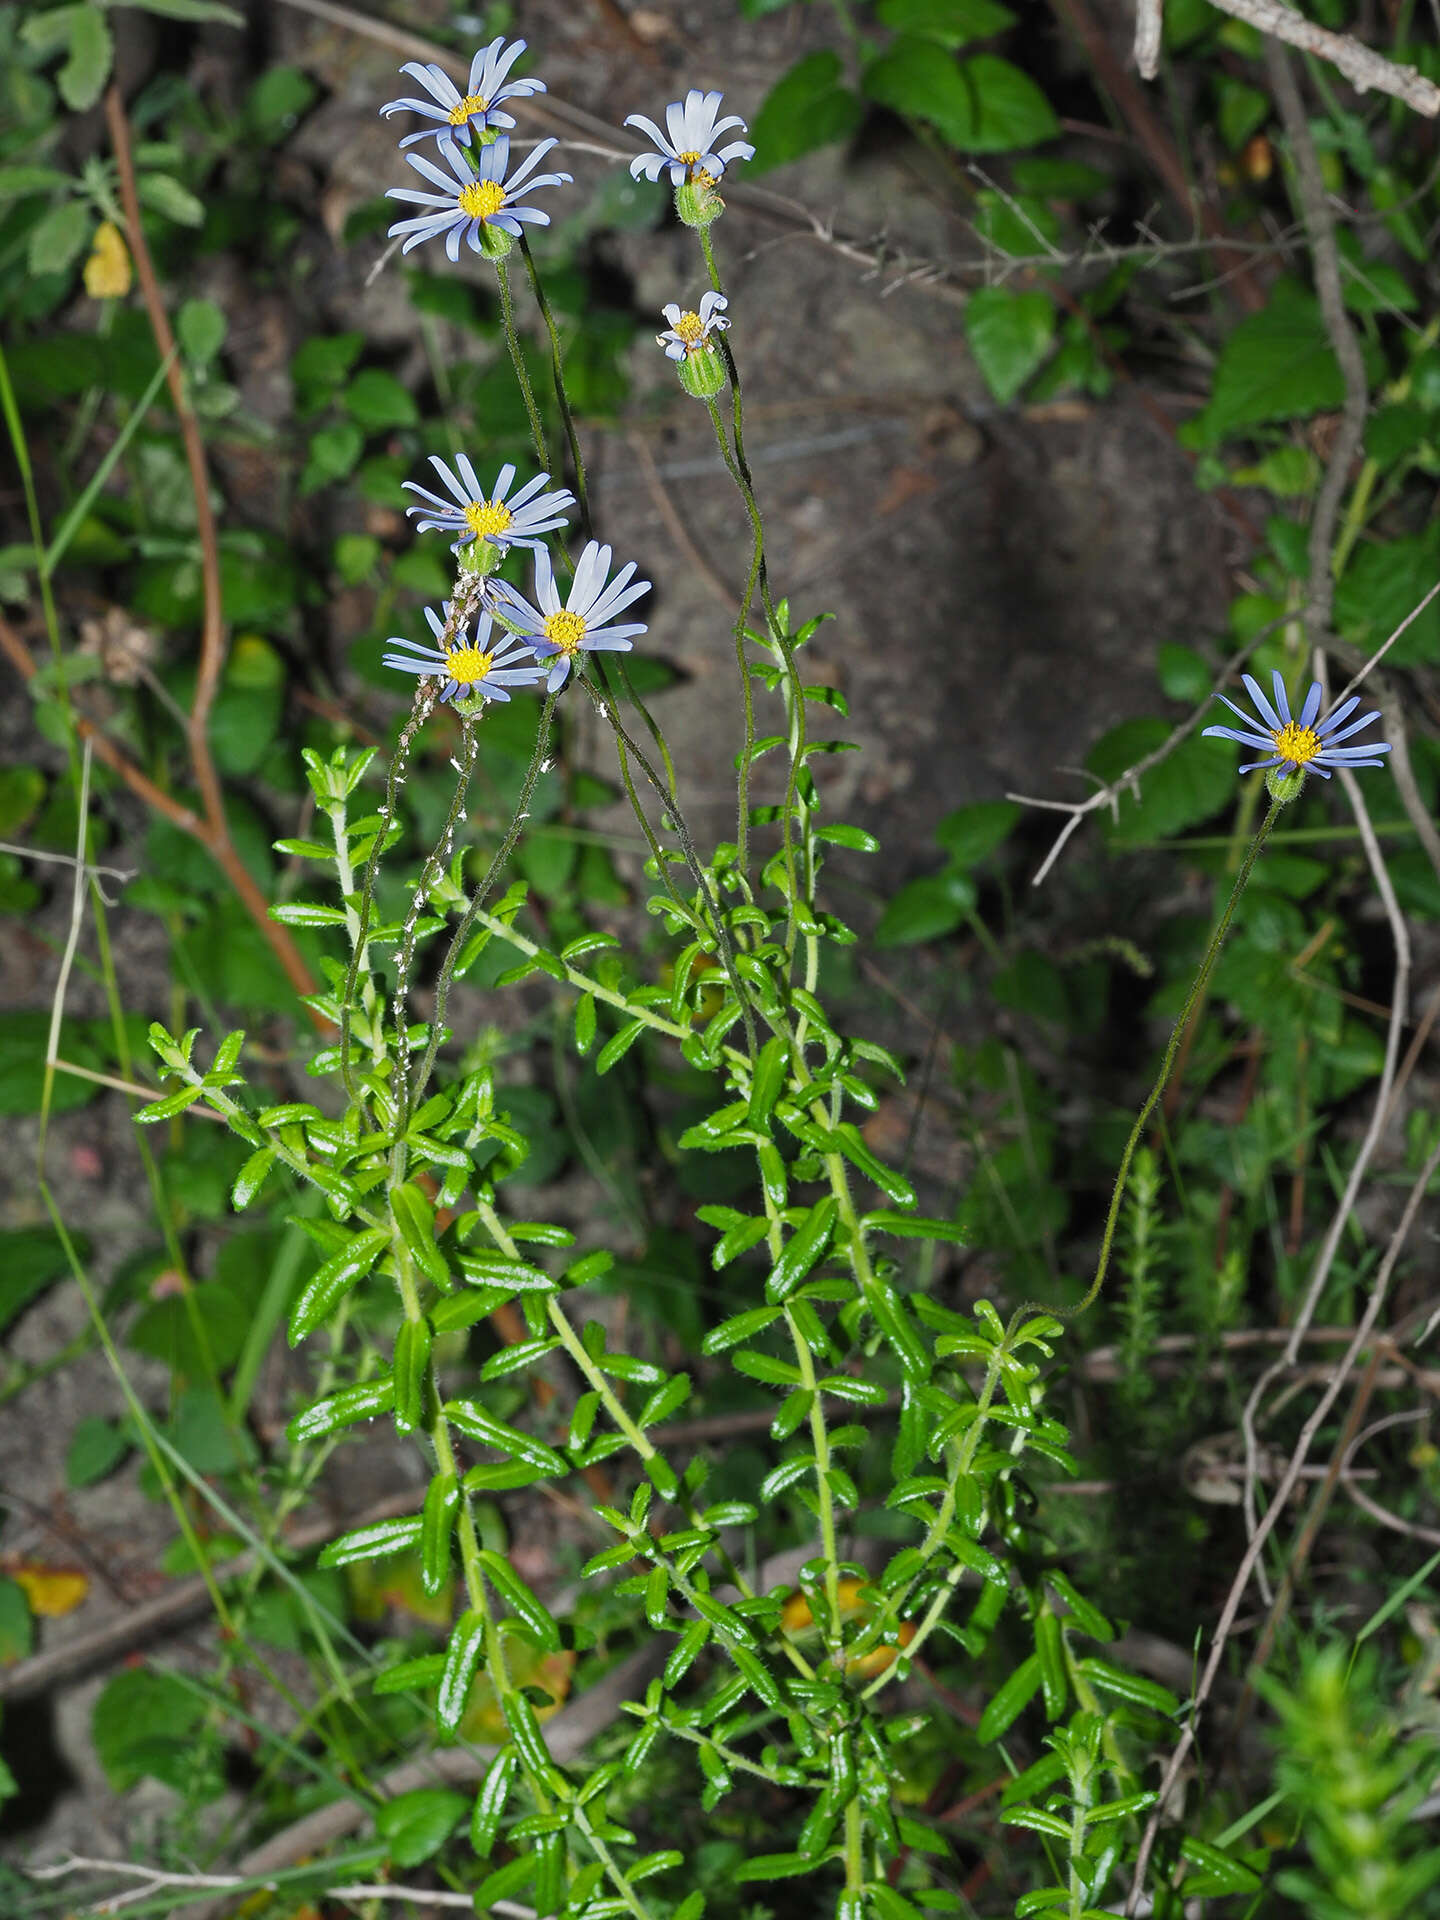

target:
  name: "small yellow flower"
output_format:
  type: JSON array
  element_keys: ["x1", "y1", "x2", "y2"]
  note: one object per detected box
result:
[{"x1": 84, "y1": 221, "x2": 132, "y2": 300}]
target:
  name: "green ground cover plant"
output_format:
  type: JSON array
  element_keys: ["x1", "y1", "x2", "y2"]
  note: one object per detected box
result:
[{"x1": 3, "y1": 2, "x2": 1440, "y2": 1916}]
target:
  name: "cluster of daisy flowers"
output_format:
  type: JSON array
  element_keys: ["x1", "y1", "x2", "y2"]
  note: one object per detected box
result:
[
  {"x1": 382, "y1": 456, "x2": 650, "y2": 706},
  {"x1": 374, "y1": 44, "x2": 765, "y2": 707},
  {"x1": 379, "y1": 42, "x2": 750, "y2": 391}
]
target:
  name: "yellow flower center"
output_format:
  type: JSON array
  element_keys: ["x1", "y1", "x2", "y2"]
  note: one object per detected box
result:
[
  {"x1": 448, "y1": 92, "x2": 490, "y2": 126},
  {"x1": 1274, "y1": 721, "x2": 1321, "y2": 766},
  {"x1": 678, "y1": 149, "x2": 702, "y2": 167},
  {"x1": 673, "y1": 310, "x2": 705, "y2": 346},
  {"x1": 464, "y1": 498, "x2": 513, "y2": 539},
  {"x1": 446, "y1": 645, "x2": 494, "y2": 686},
  {"x1": 543, "y1": 609, "x2": 587, "y2": 654},
  {"x1": 458, "y1": 179, "x2": 506, "y2": 221},
  {"x1": 694, "y1": 168, "x2": 719, "y2": 190}
]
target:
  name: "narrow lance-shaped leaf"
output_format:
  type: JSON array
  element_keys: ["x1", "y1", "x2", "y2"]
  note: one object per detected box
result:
[
  {"x1": 289, "y1": 1228, "x2": 389, "y2": 1345},
  {"x1": 437, "y1": 1609, "x2": 487, "y2": 1733},
  {"x1": 766, "y1": 1197, "x2": 838, "y2": 1302},
  {"x1": 393, "y1": 1317, "x2": 433, "y2": 1435},
  {"x1": 420, "y1": 1472, "x2": 460, "y2": 1598},
  {"x1": 470, "y1": 1746, "x2": 518, "y2": 1858},
  {"x1": 478, "y1": 1548, "x2": 560, "y2": 1652},
  {"x1": 390, "y1": 1181, "x2": 449, "y2": 1287}
]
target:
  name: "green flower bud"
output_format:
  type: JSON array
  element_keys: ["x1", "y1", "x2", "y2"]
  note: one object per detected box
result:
[
  {"x1": 678, "y1": 344, "x2": 726, "y2": 400},
  {"x1": 457, "y1": 537, "x2": 505, "y2": 578},
  {"x1": 1265, "y1": 766, "x2": 1307, "y2": 804},
  {"x1": 675, "y1": 177, "x2": 724, "y2": 229},
  {"x1": 452, "y1": 692, "x2": 489, "y2": 720},
  {"x1": 477, "y1": 221, "x2": 514, "y2": 261}
]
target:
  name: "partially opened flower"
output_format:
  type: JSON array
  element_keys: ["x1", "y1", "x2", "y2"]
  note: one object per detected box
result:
[
  {"x1": 657, "y1": 290, "x2": 730, "y2": 362},
  {"x1": 625, "y1": 89, "x2": 754, "y2": 186},
  {"x1": 1203, "y1": 672, "x2": 1391, "y2": 780},
  {"x1": 403, "y1": 456, "x2": 575, "y2": 556},
  {"x1": 380, "y1": 39, "x2": 544, "y2": 149},
  {"x1": 493, "y1": 543, "x2": 650, "y2": 692},
  {"x1": 382, "y1": 604, "x2": 547, "y2": 705},
  {"x1": 386, "y1": 133, "x2": 572, "y2": 260}
]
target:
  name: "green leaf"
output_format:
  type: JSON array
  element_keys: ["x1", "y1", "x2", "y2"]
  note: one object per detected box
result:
[
  {"x1": 703, "y1": 1305, "x2": 783, "y2": 1353},
  {"x1": 0, "y1": 1226, "x2": 78, "y2": 1335},
  {"x1": 289, "y1": 1229, "x2": 390, "y2": 1344},
  {"x1": 301, "y1": 422, "x2": 365, "y2": 495},
  {"x1": 478, "y1": 1549, "x2": 561, "y2": 1651},
  {"x1": 287, "y1": 1376, "x2": 395, "y2": 1444},
  {"x1": 391, "y1": 1182, "x2": 448, "y2": 1287},
  {"x1": 1184, "y1": 279, "x2": 1367, "y2": 448},
  {"x1": 1335, "y1": 525, "x2": 1440, "y2": 666},
  {"x1": 177, "y1": 298, "x2": 226, "y2": 365},
  {"x1": 137, "y1": 173, "x2": 204, "y2": 227},
  {"x1": 864, "y1": 44, "x2": 1058, "y2": 151},
  {"x1": 1087, "y1": 716, "x2": 1233, "y2": 842},
  {"x1": 247, "y1": 63, "x2": 319, "y2": 141},
  {"x1": 344, "y1": 368, "x2": 420, "y2": 430},
  {"x1": 318, "y1": 1516, "x2": 423, "y2": 1568},
  {"x1": 766, "y1": 1197, "x2": 838, "y2": 1302},
  {"x1": 442, "y1": 1399, "x2": 567, "y2": 1474},
  {"x1": 92, "y1": 1668, "x2": 206, "y2": 1792},
  {"x1": 934, "y1": 798, "x2": 1020, "y2": 865},
  {"x1": 67, "y1": 1417, "x2": 129, "y2": 1488},
  {"x1": 28, "y1": 199, "x2": 90, "y2": 277},
  {"x1": 376, "y1": 1786, "x2": 469, "y2": 1868},
  {"x1": 471, "y1": 1747, "x2": 518, "y2": 1858},
  {"x1": 875, "y1": 868, "x2": 976, "y2": 946},
  {"x1": 751, "y1": 51, "x2": 863, "y2": 171},
  {"x1": 394, "y1": 1317, "x2": 434, "y2": 1435},
  {"x1": 965, "y1": 286, "x2": 1055, "y2": 403},
  {"x1": 420, "y1": 1471, "x2": 459, "y2": 1596},
  {"x1": 596, "y1": 1017, "x2": 647, "y2": 1075},
  {"x1": 0, "y1": 1577, "x2": 32, "y2": 1664},
  {"x1": 0, "y1": 166, "x2": 73, "y2": 201},
  {"x1": 736, "y1": 1852, "x2": 819, "y2": 1881},
  {"x1": 1216, "y1": 78, "x2": 1268, "y2": 152},
  {"x1": 58, "y1": 5, "x2": 112, "y2": 111},
  {"x1": 1076, "y1": 1655, "x2": 1179, "y2": 1715},
  {"x1": 876, "y1": 0, "x2": 1016, "y2": 42},
  {"x1": 977, "y1": 1651, "x2": 1042, "y2": 1741}
]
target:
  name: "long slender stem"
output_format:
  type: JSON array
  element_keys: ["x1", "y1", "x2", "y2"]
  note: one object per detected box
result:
[
  {"x1": 519, "y1": 233, "x2": 591, "y2": 542},
  {"x1": 410, "y1": 693, "x2": 558, "y2": 1110},
  {"x1": 1019, "y1": 794, "x2": 1285, "y2": 1333},
  {"x1": 496, "y1": 256, "x2": 552, "y2": 475}
]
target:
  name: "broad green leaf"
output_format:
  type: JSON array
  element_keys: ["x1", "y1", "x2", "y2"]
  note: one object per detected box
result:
[
  {"x1": 0, "y1": 167, "x2": 72, "y2": 200},
  {"x1": 58, "y1": 5, "x2": 112, "y2": 111},
  {"x1": 965, "y1": 286, "x2": 1055, "y2": 403},
  {"x1": 864, "y1": 44, "x2": 1058, "y2": 151},
  {"x1": 0, "y1": 1226, "x2": 80, "y2": 1335},
  {"x1": 875, "y1": 869, "x2": 976, "y2": 946},
  {"x1": 344, "y1": 368, "x2": 419, "y2": 431},
  {"x1": 934, "y1": 799, "x2": 1021, "y2": 865},
  {"x1": 1183, "y1": 279, "x2": 1377, "y2": 448},
  {"x1": 177, "y1": 298, "x2": 226, "y2": 365},
  {"x1": 750, "y1": 51, "x2": 863, "y2": 171},
  {"x1": 28, "y1": 199, "x2": 90, "y2": 276},
  {"x1": 1087, "y1": 716, "x2": 1234, "y2": 843},
  {"x1": 66, "y1": 1417, "x2": 130, "y2": 1488},
  {"x1": 876, "y1": 0, "x2": 1016, "y2": 42},
  {"x1": 92, "y1": 1668, "x2": 205, "y2": 1792},
  {"x1": 376, "y1": 1786, "x2": 468, "y2": 1868},
  {"x1": 1335, "y1": 525, "x2": 1440, "y2": 666},
  {"x1": 137, "y1": 173, "x2": 204, "y2": 227}
]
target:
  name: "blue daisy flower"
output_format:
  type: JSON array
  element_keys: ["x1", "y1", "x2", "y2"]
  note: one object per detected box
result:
[
  {"x1": 1203, "y1": 672, "x2": 1392, "y2": 779},
  {"x1": 657, "y1": 290, "x2": 730, "y2": 362},
  {"x1": 380, "y1": 39, "x2": 545, "y2": 149},
  {"x1": 403, "y1": 457, "x2": 575, "y2": 554},
  {"x1": 386, "y1": 133, "x2": 572, "y2": 260},
  {"x1": 382, "y1": 604, "x2": 548, "y2": 705},
  {"x1": 625, "y1": 89, "x2": 755, "y2": 186},
  {"x1": 492, "y1": 542, "x2": 650, "y2": 692}
]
